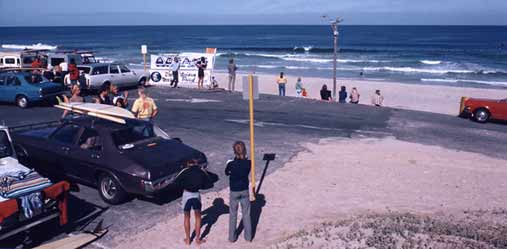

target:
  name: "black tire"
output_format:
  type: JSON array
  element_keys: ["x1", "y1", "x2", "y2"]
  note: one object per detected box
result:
[
  {"x1": 98, "y1": 173, "x2": 128, "y2": 205},
  {"x1": 16, "y1": 95, "x2": 29, "y2": 108},
  {"x1": 474, "y1": 108, "x2": 490, "y2": 123},
  {"x1": 139, "y1": 77, "x2": 147, "y2": 87}
]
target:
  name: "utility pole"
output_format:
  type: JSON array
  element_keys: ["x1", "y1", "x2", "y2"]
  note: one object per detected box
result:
[{"x1": 322, "y1": 16, "x2": 343, "y2": 101}]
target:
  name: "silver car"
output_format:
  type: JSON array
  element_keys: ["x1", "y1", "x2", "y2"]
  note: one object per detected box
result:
[{"x1": 71, "y1": 63, "x2": 148, "y2": 90}]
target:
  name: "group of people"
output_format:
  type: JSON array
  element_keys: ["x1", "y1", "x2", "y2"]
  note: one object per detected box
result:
[
  {"x1": 169, "y1": 56, "x2": 209, "y2": 89},
  {"x1": 175, "y1": 141, "x2": 254, "y2": 245},
  {"x1": 62, "y1": 83, "x2": 158, "y2": 121},
  {"x1": 273, "y1": 71, "x2": 384, "y2": 106},
  {"x1": 321, "y1": 85, "x2": 384, "y2": 106}
]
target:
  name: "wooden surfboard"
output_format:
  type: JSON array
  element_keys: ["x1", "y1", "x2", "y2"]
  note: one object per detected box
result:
[{"x1": 55, "y1": 103, "x2": 135, "y2": 124}]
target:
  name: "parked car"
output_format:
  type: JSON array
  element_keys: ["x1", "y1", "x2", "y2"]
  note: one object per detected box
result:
[
  {"x1": 66, "y1": 63, "x2": 148, "y2": 90},
  {"x1": 459, "y1": 96, "x2": 507, "y2": 123},
  {"x1": 46, "y1": 52, "x2": 83, "y2": 70},
  {"x1": 11, "y1": 116, "x2": 208, "y2": 204},
  {"x1": 0, "y1": 51, "x2": 37, "y2": 69},
  {"x1": 0, "y1": 70, "x2": 65, "y2": 108}
]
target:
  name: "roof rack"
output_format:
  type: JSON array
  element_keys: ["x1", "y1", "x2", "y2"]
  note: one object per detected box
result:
[{"x1": 0, "y1": 68, "x2": 46, "y2": 72}]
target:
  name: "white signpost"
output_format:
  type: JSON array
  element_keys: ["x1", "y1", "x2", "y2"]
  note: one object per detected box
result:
[{"x1": 141, "y1": 45, "x2": 148, "y2": 72}]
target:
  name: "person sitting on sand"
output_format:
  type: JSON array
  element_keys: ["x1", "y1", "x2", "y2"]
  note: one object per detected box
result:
[
  {"x1": 350, "y1": 87, "x2": 360, "y2": 104},
  {"x1": 226, "y1": 141, "x2": 253, "y2": 242},
  {"x1": 320, "y1": 84, "x2": 332, "y2": 101},
  {"x1": 276, "y1": 72, "x2": 287, "y2": 96},
  {"x1": 338, "y1": 86, "x2": 347, "y2": 103},
  {"x1": 210, "y1": 76, "x2": 219, "y2": 89},
  {"x1": 174, "y1": 159, "x2": 209, "y2": 246},
  {"x1": 295, "y1": 77, "x2": 303, "y2": 97},
  {"x1": 372, "y1": 89, "x2": 384, "y2": 107}
]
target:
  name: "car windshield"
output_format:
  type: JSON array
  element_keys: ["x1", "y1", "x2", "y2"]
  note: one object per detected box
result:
[
  {"x1": 24, "y1": 74, "x2": 48, "y2": 84},
  {"x1": 78, "y1": 66, "x2": 91, "y2": 74},
  {"x1": 112, "y1": 123, "x2": 156, "y2": 148},
  {"x1": 0, "y1": 131, "x2": 13, "y2": 159}
]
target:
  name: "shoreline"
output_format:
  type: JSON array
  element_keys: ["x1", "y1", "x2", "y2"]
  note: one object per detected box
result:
[{"x1": 211, "y1": 72, "x2": 507, "y2": 116}]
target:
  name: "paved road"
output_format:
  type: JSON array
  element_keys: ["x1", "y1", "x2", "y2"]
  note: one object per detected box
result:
[{"x1": 2, "y1": 86, "x2": 506, "y2": 248}]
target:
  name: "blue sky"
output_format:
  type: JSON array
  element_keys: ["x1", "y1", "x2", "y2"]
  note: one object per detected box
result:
[{"x1": 1, "y1": 0, "x2": 507, "y2": 26}]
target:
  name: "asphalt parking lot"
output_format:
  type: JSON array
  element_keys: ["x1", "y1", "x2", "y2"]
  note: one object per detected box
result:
[{"x1": 1, "y1": 86, "x2": 507, "y2": 248}]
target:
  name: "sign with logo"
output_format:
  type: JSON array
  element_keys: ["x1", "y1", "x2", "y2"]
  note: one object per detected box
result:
[{"x1": 149, "y1": 51, "x2": 216, "y2": 87}]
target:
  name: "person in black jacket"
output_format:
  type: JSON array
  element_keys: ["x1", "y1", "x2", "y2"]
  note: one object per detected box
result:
[
  {"x1": 225, "y1": 141, "x2": 253, "y2": 242},
  {"x1": 174, "y1": 159, "x2": 209, "y2": 245}
]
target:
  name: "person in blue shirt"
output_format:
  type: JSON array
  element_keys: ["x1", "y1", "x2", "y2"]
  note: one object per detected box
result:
[
  {"x1": 225, "y1": 141, "x2": 253, "y2": 242},
  {"x1": 338, "y1": 86, "x2": 348, "y2": 103}
]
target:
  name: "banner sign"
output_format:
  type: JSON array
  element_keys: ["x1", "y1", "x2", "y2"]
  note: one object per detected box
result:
[{"x1": 149, "y1": 52, "x2": 216, "y2": 87}]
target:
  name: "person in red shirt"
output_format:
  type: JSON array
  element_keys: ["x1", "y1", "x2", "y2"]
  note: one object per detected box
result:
[
  {"x1": 68, "y1": 59, "x2": 79, "y2": 85},
  {"x1": 31, "y1": 57, "x2": 42, "y2": 69}
]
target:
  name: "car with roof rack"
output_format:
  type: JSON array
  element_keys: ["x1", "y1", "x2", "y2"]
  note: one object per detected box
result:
[
  {"x1": 69, "y1": 63, "x2": 148, "y2": 90},
  {"x1": 0, "y1": 69, "x2": 65, "y2": 108},
  {"x1": 11, "y1": 103, "x2": 210, "y2": 204}
]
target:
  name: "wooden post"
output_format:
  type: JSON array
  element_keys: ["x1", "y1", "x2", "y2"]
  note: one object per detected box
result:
[
  {"x1": 248, "y1": 74, "x2": 256, "y2": 200},
  {"x1": 143, "y1": 54, "x2": 147, "y2": 73}
]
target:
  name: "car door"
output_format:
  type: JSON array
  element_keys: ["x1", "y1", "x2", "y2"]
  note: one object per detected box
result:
[
  {"x1": 3, "y1": 74, "x2": 21, "y2": 103},
  {"x1": 491, "y1": 100, "x2": 507, "y2": 120},
  {"x1": 119, "y1": 64, "x2": 137, "y2": 86},
  {"x1": 0, "y1": 75, "x2": 7, "y2": 102},
  {"x1": 71, "y1": 127, "x2": 104, "y2": 185},
  {"x1": 109, "y1": 64, "x2": 121, "y2": 85},
  {"x1": 48, "y1": 124, "x2": 82, "y2": 179}
]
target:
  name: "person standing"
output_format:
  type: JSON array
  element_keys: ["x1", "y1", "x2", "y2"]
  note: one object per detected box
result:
[
  {"x1": 371, "y1": 89, "x2": 384, "y2": 107},
  {"x1": 227, "y1": 59, "x2": 238, "y2": 92},
  {"x1": 276, "y1": 72, "x2": 287, "y2": 97},
  {"x1": 338, "y1": 86, "x2": 348, "y2": 103},
  {"x1": 68, "y1": 59, "x2": 79, "y2": 86},
  {"x1": 349, "y1": 87, "x2": 360, "y2": 104},
  {"x1": 196, "y1": 57, "x2": 207, "y2": 89},
  {"x1": 174, "y1": 159, "x2": 209, "y2": 245},
  {"x1": 170, "y1": 57, "x2": 180, "y2": 88},
  {"x1": 31, "y1": 57, "x2": 42, "y2": 69},
  {"x1": 111, "y1": 84, "x2": 129, "y2": 108},
  {"x1": 131, "y1": 87, "x2": 158, "y2": 121},
  {"x1": 226, "y1": 141, "x2": 253, "y2": 242},
  {"x1": 295, "y1": 77, "x2": 303, "y2": 97}
]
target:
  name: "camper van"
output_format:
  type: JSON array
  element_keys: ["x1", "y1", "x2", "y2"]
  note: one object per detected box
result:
[{"x1": 0, "y1": 51, "x2": 37, "y2": 69}]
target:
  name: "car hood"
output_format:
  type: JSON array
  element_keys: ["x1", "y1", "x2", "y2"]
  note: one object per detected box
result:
[
  {"x1": 38, "y1": 81, "x2": 64, "y2": 94},
  {"x1": 122, "y1": 138, "x2": 205, "y2": 180}
]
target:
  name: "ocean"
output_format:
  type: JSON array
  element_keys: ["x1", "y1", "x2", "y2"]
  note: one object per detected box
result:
[{"x1": 1, "y1": 25, "x2": 506, "y2": 88}]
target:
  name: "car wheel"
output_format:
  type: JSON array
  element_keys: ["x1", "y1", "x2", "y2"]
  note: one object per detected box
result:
[
  {"x1": 139, "y1": 77, "x2": 147, "y2": 87},
  {"x1": 16, "y1": 95, "x2": 29, "y2": 108},
  {"x1": 474, "y1": 108, "x2": 490, "y2": 123},
  {"x1": 98, "y1": 173, "x2": 128, "y2": 205}
]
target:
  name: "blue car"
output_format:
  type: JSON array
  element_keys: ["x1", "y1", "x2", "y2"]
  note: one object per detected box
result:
[{"x1": 0, "y1": 71, "x2": 65, "y2": 108}]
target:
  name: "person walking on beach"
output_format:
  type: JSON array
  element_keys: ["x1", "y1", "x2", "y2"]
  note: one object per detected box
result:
[
  {"x1": 276, "y1": 72, "x2": 287, "y2": 96},
  {"x1": 350, "y1": 87, "x2": 360, "y2": 104},
  {"x1": 226, "y1": 141, "x2": 253, "y2": 242},
  {"x1": 68, "y1": 59, "x2": 79, "y2": 86},
  {"x1": 174, "y1": 159, "x2": 209, "y2": 245},
  {"x1": 295, "y1": 77, "x2": 303, "y2": 97},
  {"x1": 131, "y1": 87, "x2": 158, "y2": 121},
  {"x1": 228, "y1": 59, "x2": 238, "y2": 92},
  {"x1": 372, "y1": 89, "x2": 384, "y2": 107},
  {"x1": 320, "y1": 84, "x2": 332, "y2": 102},
  {"x1": 338, "y1": 86, "x2": 348, "y2": 103},
  {"x1": 196, "y1": 57, "x2": 207, "y2": 89},
  {"x1": 170, "y1": 57, "x2": 180, "y2": 88}
]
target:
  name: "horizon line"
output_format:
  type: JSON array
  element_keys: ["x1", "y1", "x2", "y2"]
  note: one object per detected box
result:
[{"x1": 2, "y1": 24, "x2": 507, "y2": 28}]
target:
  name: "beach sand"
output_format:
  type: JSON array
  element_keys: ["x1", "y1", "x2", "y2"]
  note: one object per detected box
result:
[
  {"x1": 214, "y1": 72, "x2": 507, "y2": 116},
  {"x1": 111, "y1": 137, "x2": 507, "y2": 248}
]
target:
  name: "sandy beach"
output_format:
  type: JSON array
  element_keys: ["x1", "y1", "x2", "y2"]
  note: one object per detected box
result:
[
  {"x1": 214, "y1": 72, "x2": 507, "y2": 116},
  {"x1": 112, "y1": 137, "x2": 507, "y2": 248}
]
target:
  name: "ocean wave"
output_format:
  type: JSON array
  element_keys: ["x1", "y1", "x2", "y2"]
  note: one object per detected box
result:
[
  {"x1": 363, "y1": 67, "x2": 475, "y2": 74},
  {"x1": 219, "y1": 47, "x2": 334, "y2": 53},
  {"x1": 1, "y1": 43, "x2": 57, "y2": 50},
  {"x1": 421, "y1": 78, "x2": 507, "y2": 86},
  {"x1": 420, "y1": 60, "x2": 442, "y2": 65}
]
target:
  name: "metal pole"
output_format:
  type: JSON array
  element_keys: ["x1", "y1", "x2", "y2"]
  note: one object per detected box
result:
[
  {"x1": 248, "y1": 74, "x2": 256, "y2": 200},
  {"x1": 143, "y1": 54, "x2": 147, "y2": 73},
  {"x1": 332, "y1": 23, "x2": 338, "y2": 101}
]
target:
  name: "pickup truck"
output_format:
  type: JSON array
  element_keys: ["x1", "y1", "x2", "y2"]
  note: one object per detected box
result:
[
  {"x1": 12, "y1": 116, "x2": 208, "y2": 204},
  {"x1": 67, "y1": 63, "x2": 148, "y2": 90}
]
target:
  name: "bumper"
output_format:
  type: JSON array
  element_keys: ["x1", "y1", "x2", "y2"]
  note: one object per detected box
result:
[
  {"x1": 38, "y1": 91, "x2": 66, "y2": 101},
  {"x1": 141, "y1": 174, "x2": 177, "y2": 193},
  {"x1": 459, "y1": 107, "x2": 472, "y2": 118}
]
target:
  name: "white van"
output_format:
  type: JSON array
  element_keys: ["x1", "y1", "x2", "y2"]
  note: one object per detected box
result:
[{"x1": 0, "y1": 52, "x2": 35, "y2": 69}]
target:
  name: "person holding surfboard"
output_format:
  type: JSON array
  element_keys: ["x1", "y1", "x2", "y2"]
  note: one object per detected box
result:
[{"x1": 131, "y1": 87, "x2": 158, "y2": 121}]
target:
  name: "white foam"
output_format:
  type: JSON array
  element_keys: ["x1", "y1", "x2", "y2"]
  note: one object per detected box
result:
[
  {"x1": 282, "y1": 57, "x2": 332, "y2": 63},
  {"x1": 364, "y1": 67, "x2": 474, "y2": 74},
  {"x1": 421, "y1": 78, "x2": 507, "y2": 86},
  {"x1": 420, "y1": 60, "x2": 442, "y2": 65},
  {"x1": 2, "y1": 43, "x2": 57, "y2": 50}
]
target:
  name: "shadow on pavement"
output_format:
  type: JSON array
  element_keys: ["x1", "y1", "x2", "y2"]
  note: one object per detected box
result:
[{"x1": 191, "y1": 198, "x2": 230, "y2": 241}]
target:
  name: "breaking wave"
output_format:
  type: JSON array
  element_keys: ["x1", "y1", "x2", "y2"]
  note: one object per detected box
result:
[
  {"x1": 421, "y1": 78, "x2": 507, "y2": 87},
  {"x1": 1, "y1": 43, "x2": 58, "y2": 50},
  {"x1": 420, "y1": 60, "x2": 442, "y2": 65}
]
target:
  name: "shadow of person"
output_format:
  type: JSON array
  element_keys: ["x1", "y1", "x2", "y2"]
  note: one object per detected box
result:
[
  {"x1": 190, "y1": 198, "x2": 229, "y2": 241},
  {"x1": 236, "y1": 194, "x2": 266, "y2": 240}
]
